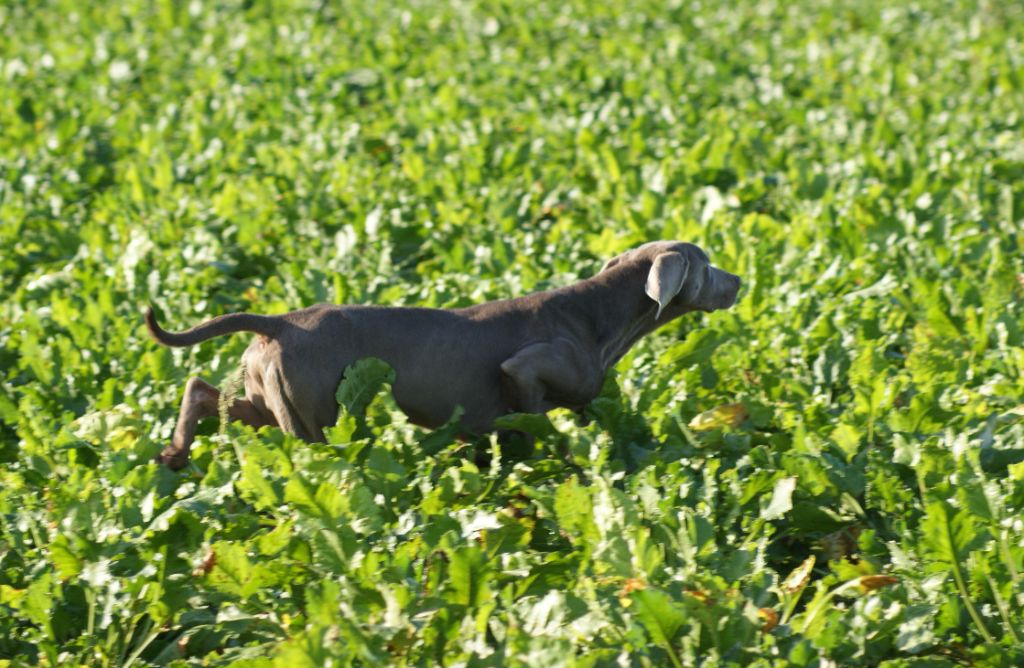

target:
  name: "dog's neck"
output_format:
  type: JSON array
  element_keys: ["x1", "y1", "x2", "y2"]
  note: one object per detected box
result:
[{"x1": 542, "y1": 264, "x2": 665, "y2": 371}]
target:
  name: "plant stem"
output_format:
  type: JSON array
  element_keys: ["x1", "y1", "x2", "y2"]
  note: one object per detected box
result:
[
  {"x1": 985, "y1": 571, "x2": 1020, "y2": 644},
  {"x1": 85, "y1": 588, "x2": 96, "y2": 637},
  {"x1": 942, "y1": 523, "x2": 995, "y2": 644},
  {"x1": 779, "y1": 590, "x2": 803, "y2": 627},
  {"x1": 123, "y1": 618, "x2": 162, "y2": 668},
  {"x1": 799, "y1": 579, "x2": 861, "y2": 635},
  {"x1": 999, "y1": 530, "x2": 1021, "y2": 589},
  {"x1": 663, "y1": 640, "x2": 683, "y2": 668}
]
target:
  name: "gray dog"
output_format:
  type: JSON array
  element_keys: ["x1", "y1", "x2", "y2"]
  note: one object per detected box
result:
[{"x1": 146, "y1": 241, "x2": 740, "y2": 469}]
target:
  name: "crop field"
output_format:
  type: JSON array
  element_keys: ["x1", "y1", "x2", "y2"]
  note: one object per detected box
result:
[{"x1": 3, "y1": 0, "x2": 1024, "y2": 665}]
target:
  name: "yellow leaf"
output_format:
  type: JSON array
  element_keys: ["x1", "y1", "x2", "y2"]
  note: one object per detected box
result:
[
  {"x1": 0, "y1": 584, "x2": 25, "y2": 608},
  {"x1": 688, "y1": 403, "x2": 748, "y2": 431}
]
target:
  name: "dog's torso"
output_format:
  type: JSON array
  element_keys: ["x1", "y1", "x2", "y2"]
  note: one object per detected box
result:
[{"x1": 240, "y1": 292, "x2": 608, "y2": 439}]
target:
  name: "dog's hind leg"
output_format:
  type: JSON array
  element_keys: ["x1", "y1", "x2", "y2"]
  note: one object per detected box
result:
[{"x1": 158, "y1": 377, "x2": 277, "y2": 470}]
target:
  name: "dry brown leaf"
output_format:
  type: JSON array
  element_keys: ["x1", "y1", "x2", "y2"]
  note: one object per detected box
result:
[
  {"x1": 782, "y1": 555, "x2": 816, "y2": 594},
  {"x1": 757, "y1": 607, "x2": 779, "y2": 633},
  {"x1": 858, "y1": 574, "x2": 898, "y2": 592}
]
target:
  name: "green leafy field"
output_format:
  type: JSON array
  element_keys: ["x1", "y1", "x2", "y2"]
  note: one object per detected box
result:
[{"x1": 3, "y1": 0, "x2": 1024, "y2": 665}]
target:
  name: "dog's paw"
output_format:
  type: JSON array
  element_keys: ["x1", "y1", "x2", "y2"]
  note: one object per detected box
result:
[{"x1": 155, "y1": 447, "x2": 190, "y2": 471}]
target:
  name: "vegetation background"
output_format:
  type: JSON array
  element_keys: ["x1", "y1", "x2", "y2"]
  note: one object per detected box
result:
[{"x1": 2, "y1": 0, "x2": 1023, "y2": 665}]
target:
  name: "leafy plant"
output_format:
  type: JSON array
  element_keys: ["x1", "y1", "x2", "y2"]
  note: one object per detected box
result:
[{"x1": 2, "y1": 0, "x2": 1023, "y2": 665}]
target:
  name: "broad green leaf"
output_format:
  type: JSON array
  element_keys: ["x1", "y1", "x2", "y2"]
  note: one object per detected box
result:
[
  {"x1": 23, "y1": 572, "x2": 55, "y2": 638},
  {"x1": 258, "y1": 521, "x2": 293, "y2": 556},
  {"x1": 238, "y1": 459, "x2": 282, "y2": 510},
  {"x1": 631, "y1": 588, "x2": 687, "y2": 649},
  {"x1": 494, "y1": 412, "x2": 558, "y2": 439},
  {"x1": 553, "y1": 477, "x2": 597, "y2": 544},
  {"x1": 659, "y1": 330, "x2": 725, "y2": 368},
  {"x1": 208, "y1": 541, "x2": 254, "y2": 597},
  {"x1": 335, "y1": 357, "x2": 396, "y2": 419},
  {"x1": 284, "y1": 476, "x2": 345, "y2": 521},
  {"x1": 895, "y1": 605, "x2": 937, "y2": 654},
  {"x1": 447, "y1": 546, "x2": 492, "y2": 608},
  {"x1": 49, "y1": 535, "x2": 82, "y2": 580},
  {"x1": 920, "y1": 501, "x2": 988, "y2": 565}
]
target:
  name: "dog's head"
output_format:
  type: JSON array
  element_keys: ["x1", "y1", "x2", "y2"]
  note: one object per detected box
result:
[{"x1": 601, "y1": 241, "x2": 741, "y2": 319}]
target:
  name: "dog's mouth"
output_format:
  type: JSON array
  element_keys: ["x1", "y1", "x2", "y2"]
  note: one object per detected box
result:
[{"x1": 694, "y1": 296, "x2": 733, "y2": 313}]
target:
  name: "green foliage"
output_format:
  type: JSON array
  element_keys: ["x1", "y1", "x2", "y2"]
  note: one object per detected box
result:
[
  {"x1": 332, "y1": 357, "x2": 397, "y2": 441},
  {"x1": 2, "y1": 0, "x2": 1024, "y2": 664}
]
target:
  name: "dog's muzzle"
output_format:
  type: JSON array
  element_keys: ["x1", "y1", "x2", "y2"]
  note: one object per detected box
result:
[{"x1": 703, "y1": 267, "x2": 741, "y2": 311}]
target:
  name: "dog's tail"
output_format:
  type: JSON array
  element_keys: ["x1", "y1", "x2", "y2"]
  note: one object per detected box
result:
[{"x1": 144, "y1": 306, "x2": 284, "y2": 347}]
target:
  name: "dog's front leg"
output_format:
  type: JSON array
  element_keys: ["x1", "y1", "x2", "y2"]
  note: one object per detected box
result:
[
  {"x1": 499, "y1": 339, "x2": 600, "y2": 465},
  {"x1": 499, "y1": 338, "x2": 601, "y2": 414}
]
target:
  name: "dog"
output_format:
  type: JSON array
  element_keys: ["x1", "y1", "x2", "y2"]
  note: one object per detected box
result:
[{"x1": 145, "y1": 241, "x2": 740, "y2": 469}]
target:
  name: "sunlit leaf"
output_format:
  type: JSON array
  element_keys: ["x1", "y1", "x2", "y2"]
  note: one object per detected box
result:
[
  {"x1": 688, "y1": 403, "x2": 748, "y2": 431},
  {"x1": 762, "y1": 476, "x2": 797, "y2": 521}
]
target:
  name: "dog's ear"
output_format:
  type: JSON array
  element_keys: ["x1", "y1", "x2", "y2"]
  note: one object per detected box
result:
[{"x1": 645, "y1": 252, "x2": 688, "y2": 319}]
